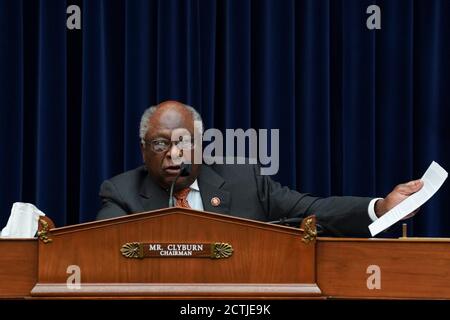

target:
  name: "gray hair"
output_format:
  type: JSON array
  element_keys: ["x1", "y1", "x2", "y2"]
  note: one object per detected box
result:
[{"x1": 139, "y1": 104, "x2": 204, "y2": 144}]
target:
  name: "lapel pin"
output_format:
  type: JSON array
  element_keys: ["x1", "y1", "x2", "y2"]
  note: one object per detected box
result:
[{"x1": 211, "y1": 197, "x2": 221, "y2": 207}]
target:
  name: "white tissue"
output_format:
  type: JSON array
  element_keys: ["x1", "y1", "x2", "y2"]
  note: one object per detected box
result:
[{"x1": 0, "y1": 202, "x2": 46, "y2": 238}]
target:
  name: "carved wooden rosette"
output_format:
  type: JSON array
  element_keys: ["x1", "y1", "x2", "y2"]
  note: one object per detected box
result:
[{"x1": 300, "y1": 216, "x2": 317, "y2": 244}]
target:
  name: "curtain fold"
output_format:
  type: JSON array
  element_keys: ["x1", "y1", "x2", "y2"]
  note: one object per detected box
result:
[{"x1": 1, "y1": 0, "x2": 449, "y2": 236}]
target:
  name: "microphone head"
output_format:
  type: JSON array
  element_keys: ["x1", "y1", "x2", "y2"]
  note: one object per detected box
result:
[{"x1": 180, "y1": 163, "x2": 192, "y2": 177}]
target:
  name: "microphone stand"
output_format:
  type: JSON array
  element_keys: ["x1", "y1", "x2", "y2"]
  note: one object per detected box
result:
[
  {"x1": 168, "y1": 163, "x2": 191, "y2": 207},
  {"x1": 268, "y1": 217, "x2": 326, "y2": 235}
]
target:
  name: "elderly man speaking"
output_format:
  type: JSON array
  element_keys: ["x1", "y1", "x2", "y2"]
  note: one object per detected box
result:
[{"x1": 96, "y1": 100, "x2": 423, "y2": 237}]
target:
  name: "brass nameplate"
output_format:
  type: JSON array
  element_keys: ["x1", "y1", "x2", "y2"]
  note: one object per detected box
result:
[{"x1": 120, "y1": 242, "x2": 233, "y2": 259}]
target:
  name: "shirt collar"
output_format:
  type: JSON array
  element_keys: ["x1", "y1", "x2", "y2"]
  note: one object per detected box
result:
[{"x1": 189, "y1": 179, "x2": 200, "y2": 192}]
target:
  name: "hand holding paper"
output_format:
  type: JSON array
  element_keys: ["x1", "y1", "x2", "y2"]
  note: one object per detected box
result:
[
  {"x1": 369, "y1": 161, "x2": 448, "y2": 237},
  {"x1": 374, "y1": 179, "x2": 424, "y2": 220}
]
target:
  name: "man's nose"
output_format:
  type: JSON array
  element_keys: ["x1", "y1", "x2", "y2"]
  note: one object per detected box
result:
[{"x1": 167, "y1": 144, "x2": 183, "y2": 160}]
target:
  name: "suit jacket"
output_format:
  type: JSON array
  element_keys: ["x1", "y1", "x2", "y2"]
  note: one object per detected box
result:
[{"x1": 96, "y1": 164, "x2": 374, "y2": 237}]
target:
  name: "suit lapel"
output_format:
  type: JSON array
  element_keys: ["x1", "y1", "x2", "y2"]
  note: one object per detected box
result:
[
  {"x1": 138, "y1": 165, "x2": 231, "y2": 215},
  {"x1": 198, "y1": 165, "x2": 231, "y2": 215},
  {"x1": 139, "y1": 175, "x2": 170, "y2": 211}
]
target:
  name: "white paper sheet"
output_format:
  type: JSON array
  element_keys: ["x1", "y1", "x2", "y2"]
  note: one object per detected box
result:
[{"x1": 369, "y1": 161, "x2": 448, "y2": 237}]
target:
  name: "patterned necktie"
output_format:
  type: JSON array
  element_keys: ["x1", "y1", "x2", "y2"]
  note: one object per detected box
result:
[{"x1": 173, "y1": 188, "x2": 191, "y2": 208}]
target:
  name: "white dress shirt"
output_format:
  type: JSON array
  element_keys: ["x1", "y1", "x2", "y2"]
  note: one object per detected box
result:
[
  {"x1": 172, "y1": 179, "x2": 204, "y2": 210},
  {"x1": 368, "y1": 198, "x2": 383, "y2": 222}
]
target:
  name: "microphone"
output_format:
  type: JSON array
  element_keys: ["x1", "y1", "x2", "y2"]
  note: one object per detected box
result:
[
  {"x1": 268, "y1": 217, "x2": 326, "y2": 235},
  {"x1": 168, "y1": 163, "x2": 192, "y2": 207},
  {"x1": 268, "y1": 217, "x2": 304, "y2": 226}
]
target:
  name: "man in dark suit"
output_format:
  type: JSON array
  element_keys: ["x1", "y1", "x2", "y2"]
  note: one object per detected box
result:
[{"x1": 97, "y1": 101, "x2": 423, "y2": 237}]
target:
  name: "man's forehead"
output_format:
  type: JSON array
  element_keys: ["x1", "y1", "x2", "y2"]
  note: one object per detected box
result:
[
  {"x1": 154, "y1": 108, "x2": 193, "y2": 125},
  {"x1": 158, "y1": 108, "x2": 185, "y2": 126},
  {"x1": 148, "y1": 108, "x2": 194, "y2": 136}
]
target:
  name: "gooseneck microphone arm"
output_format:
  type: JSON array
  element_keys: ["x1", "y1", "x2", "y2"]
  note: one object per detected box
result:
[
  {"x1": 168, "y1": 171, "x2": 181, "y2": 207},
  {"x1": 168, "y1": 163, "x2": 192, "y2": 207},
  {"x1": 268, "y1": 217, "x2": 326, "y2": 235}
]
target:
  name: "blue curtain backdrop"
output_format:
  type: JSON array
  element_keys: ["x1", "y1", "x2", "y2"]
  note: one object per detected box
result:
[{"x1": 0, "y1": 0, "x2": 449, "y2": 236}]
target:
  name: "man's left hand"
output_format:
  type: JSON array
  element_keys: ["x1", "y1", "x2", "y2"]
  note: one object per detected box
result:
[{"x1": 375, "y1": 179, "x2": 424, "y2": 219}]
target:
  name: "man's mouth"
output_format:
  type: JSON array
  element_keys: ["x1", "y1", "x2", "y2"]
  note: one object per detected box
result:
[{"x1": 163, "y1": 165, "x2": 181, "y2": 175}]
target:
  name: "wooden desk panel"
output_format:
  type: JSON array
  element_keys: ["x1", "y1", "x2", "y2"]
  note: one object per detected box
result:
[
  {"x1": 0, "y1": 239, "x2": 37, "y2": 298},
  {"x1": 2, "y1": 234, "x2": 450, "y2": 299},
  {"x1": 31, "y1": 210, "x2": 319, "y2": 297},
  {"x1": 317, "y1": 238, "x2": 450, "y2": 299}
]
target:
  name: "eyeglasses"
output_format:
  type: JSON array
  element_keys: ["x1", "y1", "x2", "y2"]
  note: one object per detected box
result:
[{"x1": 143, "y1": 137, "x2": 194, "y2": 153}]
